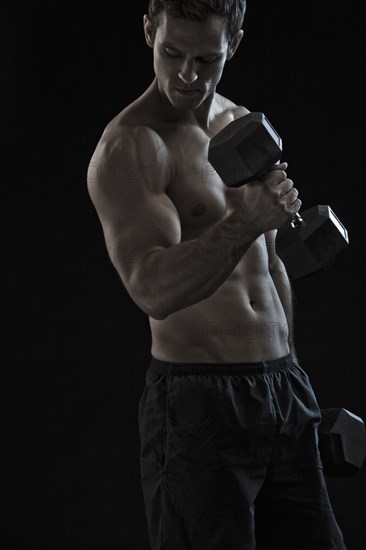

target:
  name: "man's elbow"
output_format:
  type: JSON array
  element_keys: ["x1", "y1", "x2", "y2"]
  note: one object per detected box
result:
[
  {"x1": 142, "y1": 296, "x2": 169, "y2": 320},
  {"x1": 149, "y1": 310, "x2": 169, "y2": 321},
  {"x1": 125, "y1": 276, "x2": 169, "y2": 321},
  {"x1": 127, "y1": 287, "x2": 167, "y2": 320},
  {"x1": 111, "y1": 256, "x2": 170, "y2": 320}
]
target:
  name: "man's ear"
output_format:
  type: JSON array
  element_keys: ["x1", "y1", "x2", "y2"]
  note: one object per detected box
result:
[
  {"x1": 143, "y1": 14, "x2": 155, "y2": 48},
  {"x1": 226, "y1": 29, "x2": 244, "y2": 60}
]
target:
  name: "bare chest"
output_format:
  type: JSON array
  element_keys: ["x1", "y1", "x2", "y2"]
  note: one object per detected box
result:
[{"x1": 166, "y1": 130, "x2": 242, "y2": 240}]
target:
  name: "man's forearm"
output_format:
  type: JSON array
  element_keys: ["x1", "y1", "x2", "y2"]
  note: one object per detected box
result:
[{"x1": 137, "y1": 207, "x2": 260, "y2": 320}]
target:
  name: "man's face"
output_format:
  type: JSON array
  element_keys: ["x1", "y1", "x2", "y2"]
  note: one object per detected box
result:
[{"x1": 145, "y1": 12, "x2": 240, "y2": 111}]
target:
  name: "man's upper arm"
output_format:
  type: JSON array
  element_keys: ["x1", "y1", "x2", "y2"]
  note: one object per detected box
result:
[{"x1": 87, "y1": 124, "x2": 181, "y2": 312}]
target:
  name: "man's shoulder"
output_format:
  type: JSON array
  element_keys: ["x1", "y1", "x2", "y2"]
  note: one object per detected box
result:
[
  {"x1": 89, "y1": 105, "x2": 171, "y2": 190},
  {"x1": 233, "y1": 104, "x2": 251, "y2": 119},
  {"x1": 95, "y1": 108, "x2": 165, "y2": 161},
  {"x1": 215, "y1": 92, "x2": 250, "y2": 119}
]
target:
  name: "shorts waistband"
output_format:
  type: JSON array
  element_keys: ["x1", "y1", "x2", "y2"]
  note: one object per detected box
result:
[{"x1": 149, "y1": 353, "x2": 295, "y2": 376}]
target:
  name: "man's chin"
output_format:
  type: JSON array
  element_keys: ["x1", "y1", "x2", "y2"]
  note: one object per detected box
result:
[{"x1": 169, "y1": 88, "x2": 205, "y2": 110}]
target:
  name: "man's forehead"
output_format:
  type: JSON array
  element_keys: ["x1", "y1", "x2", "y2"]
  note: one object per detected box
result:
[{"x1": 156, "y1": 11, "x2": 229, "y2": 50}]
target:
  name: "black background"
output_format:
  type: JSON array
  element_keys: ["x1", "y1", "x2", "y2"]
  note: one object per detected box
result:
[{"x1": 2, "y1": 1, "x2": 365, "y2": 549}]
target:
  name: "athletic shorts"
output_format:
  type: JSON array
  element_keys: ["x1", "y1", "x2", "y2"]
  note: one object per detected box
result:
[{"x1": 138, "y1": 353, "x2": 347, "y2": 549}]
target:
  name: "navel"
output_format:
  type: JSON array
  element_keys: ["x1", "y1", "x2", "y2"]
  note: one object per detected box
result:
[{"x1": 190, "y1": 203, "x2": 207, "y2": 217}]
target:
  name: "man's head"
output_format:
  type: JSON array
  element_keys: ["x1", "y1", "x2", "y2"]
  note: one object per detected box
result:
[
  {"x1": 144, "y1": 1, "x2": 247, "y2": 111},
  {"x1": 147, "y1": 0, "x2": 246, "y2": 46}
]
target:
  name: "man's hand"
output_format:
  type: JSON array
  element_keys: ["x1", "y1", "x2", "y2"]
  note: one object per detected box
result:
[{"x1": 238, "y1": 161, "x2": 301, "y2": 235}]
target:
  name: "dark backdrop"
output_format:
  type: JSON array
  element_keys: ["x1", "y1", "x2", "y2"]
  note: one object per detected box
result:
[{"x1": 2, "y1": 1, "x2": 365, "y2": 549}]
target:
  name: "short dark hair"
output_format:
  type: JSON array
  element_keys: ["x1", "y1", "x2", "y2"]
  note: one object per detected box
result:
[{"x1": 148, "y1": 0, "x2": 247, "y2": 44}]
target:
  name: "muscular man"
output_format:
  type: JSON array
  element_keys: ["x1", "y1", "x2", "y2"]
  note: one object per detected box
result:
[{"x1": 87, "y1": 1, "x2": 346, "y2": 548}]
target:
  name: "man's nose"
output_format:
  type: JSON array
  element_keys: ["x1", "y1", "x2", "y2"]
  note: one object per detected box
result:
[{"x1": 178, "y1": 59, "x2": 198, "y2": 85}]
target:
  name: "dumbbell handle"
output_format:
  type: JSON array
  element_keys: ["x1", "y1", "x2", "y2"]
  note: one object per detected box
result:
[{"x1": 292, "y1": 212, "x2": 303, "y2": 228}]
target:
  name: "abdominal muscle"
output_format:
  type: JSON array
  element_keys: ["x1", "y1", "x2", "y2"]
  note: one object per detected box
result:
[{"x1": 149, "y1": 248, "x2": 290, "y2": 364}]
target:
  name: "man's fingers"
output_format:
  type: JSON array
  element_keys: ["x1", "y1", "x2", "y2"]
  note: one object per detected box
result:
[
  {"x1": 284, "y1": 188, "x2": 299, "y2": 204},
  {"x1": 269, "y1": 161, "x2": 288, "y2": 171},
  {"x1": 279, "y1": 179, "x2": 294, "y2": 195}
]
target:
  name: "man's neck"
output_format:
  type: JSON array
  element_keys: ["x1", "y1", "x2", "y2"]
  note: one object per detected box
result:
[{"x1": 147, "y1": 77, "x2": 217, "y2": 130}]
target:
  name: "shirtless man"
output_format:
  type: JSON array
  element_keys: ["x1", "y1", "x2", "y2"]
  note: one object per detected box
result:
[{"x1": 87, "y1": 1, "x2": 346, "y2": 548}]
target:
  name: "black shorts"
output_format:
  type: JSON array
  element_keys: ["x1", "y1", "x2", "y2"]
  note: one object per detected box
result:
[{"x1": 138, "y1": 353, "x2": 347, "y2": 550}]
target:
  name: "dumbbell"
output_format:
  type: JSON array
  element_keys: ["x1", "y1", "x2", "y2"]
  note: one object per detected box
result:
[
  {"x1": 208, "y1": 112, "x2": 349, "y2": 279},
  {"x1": 319, "y1": 408, "x2": 366, "y2": 477}
]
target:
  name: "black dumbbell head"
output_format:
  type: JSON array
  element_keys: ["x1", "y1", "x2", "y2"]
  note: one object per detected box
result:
[
  {"x1": 276, "y1": 205, "x2": 349, "y2": 279},
  {"x1": 319, "y1": 408, "x2": 366, "y2": 476},
  {"x1": 208, "y1": 112, "x2": 283, "y2": 187}
]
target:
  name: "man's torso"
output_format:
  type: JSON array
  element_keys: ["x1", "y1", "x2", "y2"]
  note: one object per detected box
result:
[{"x1": 104, "y1": 87, "x2": 289, "y2": 362}]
